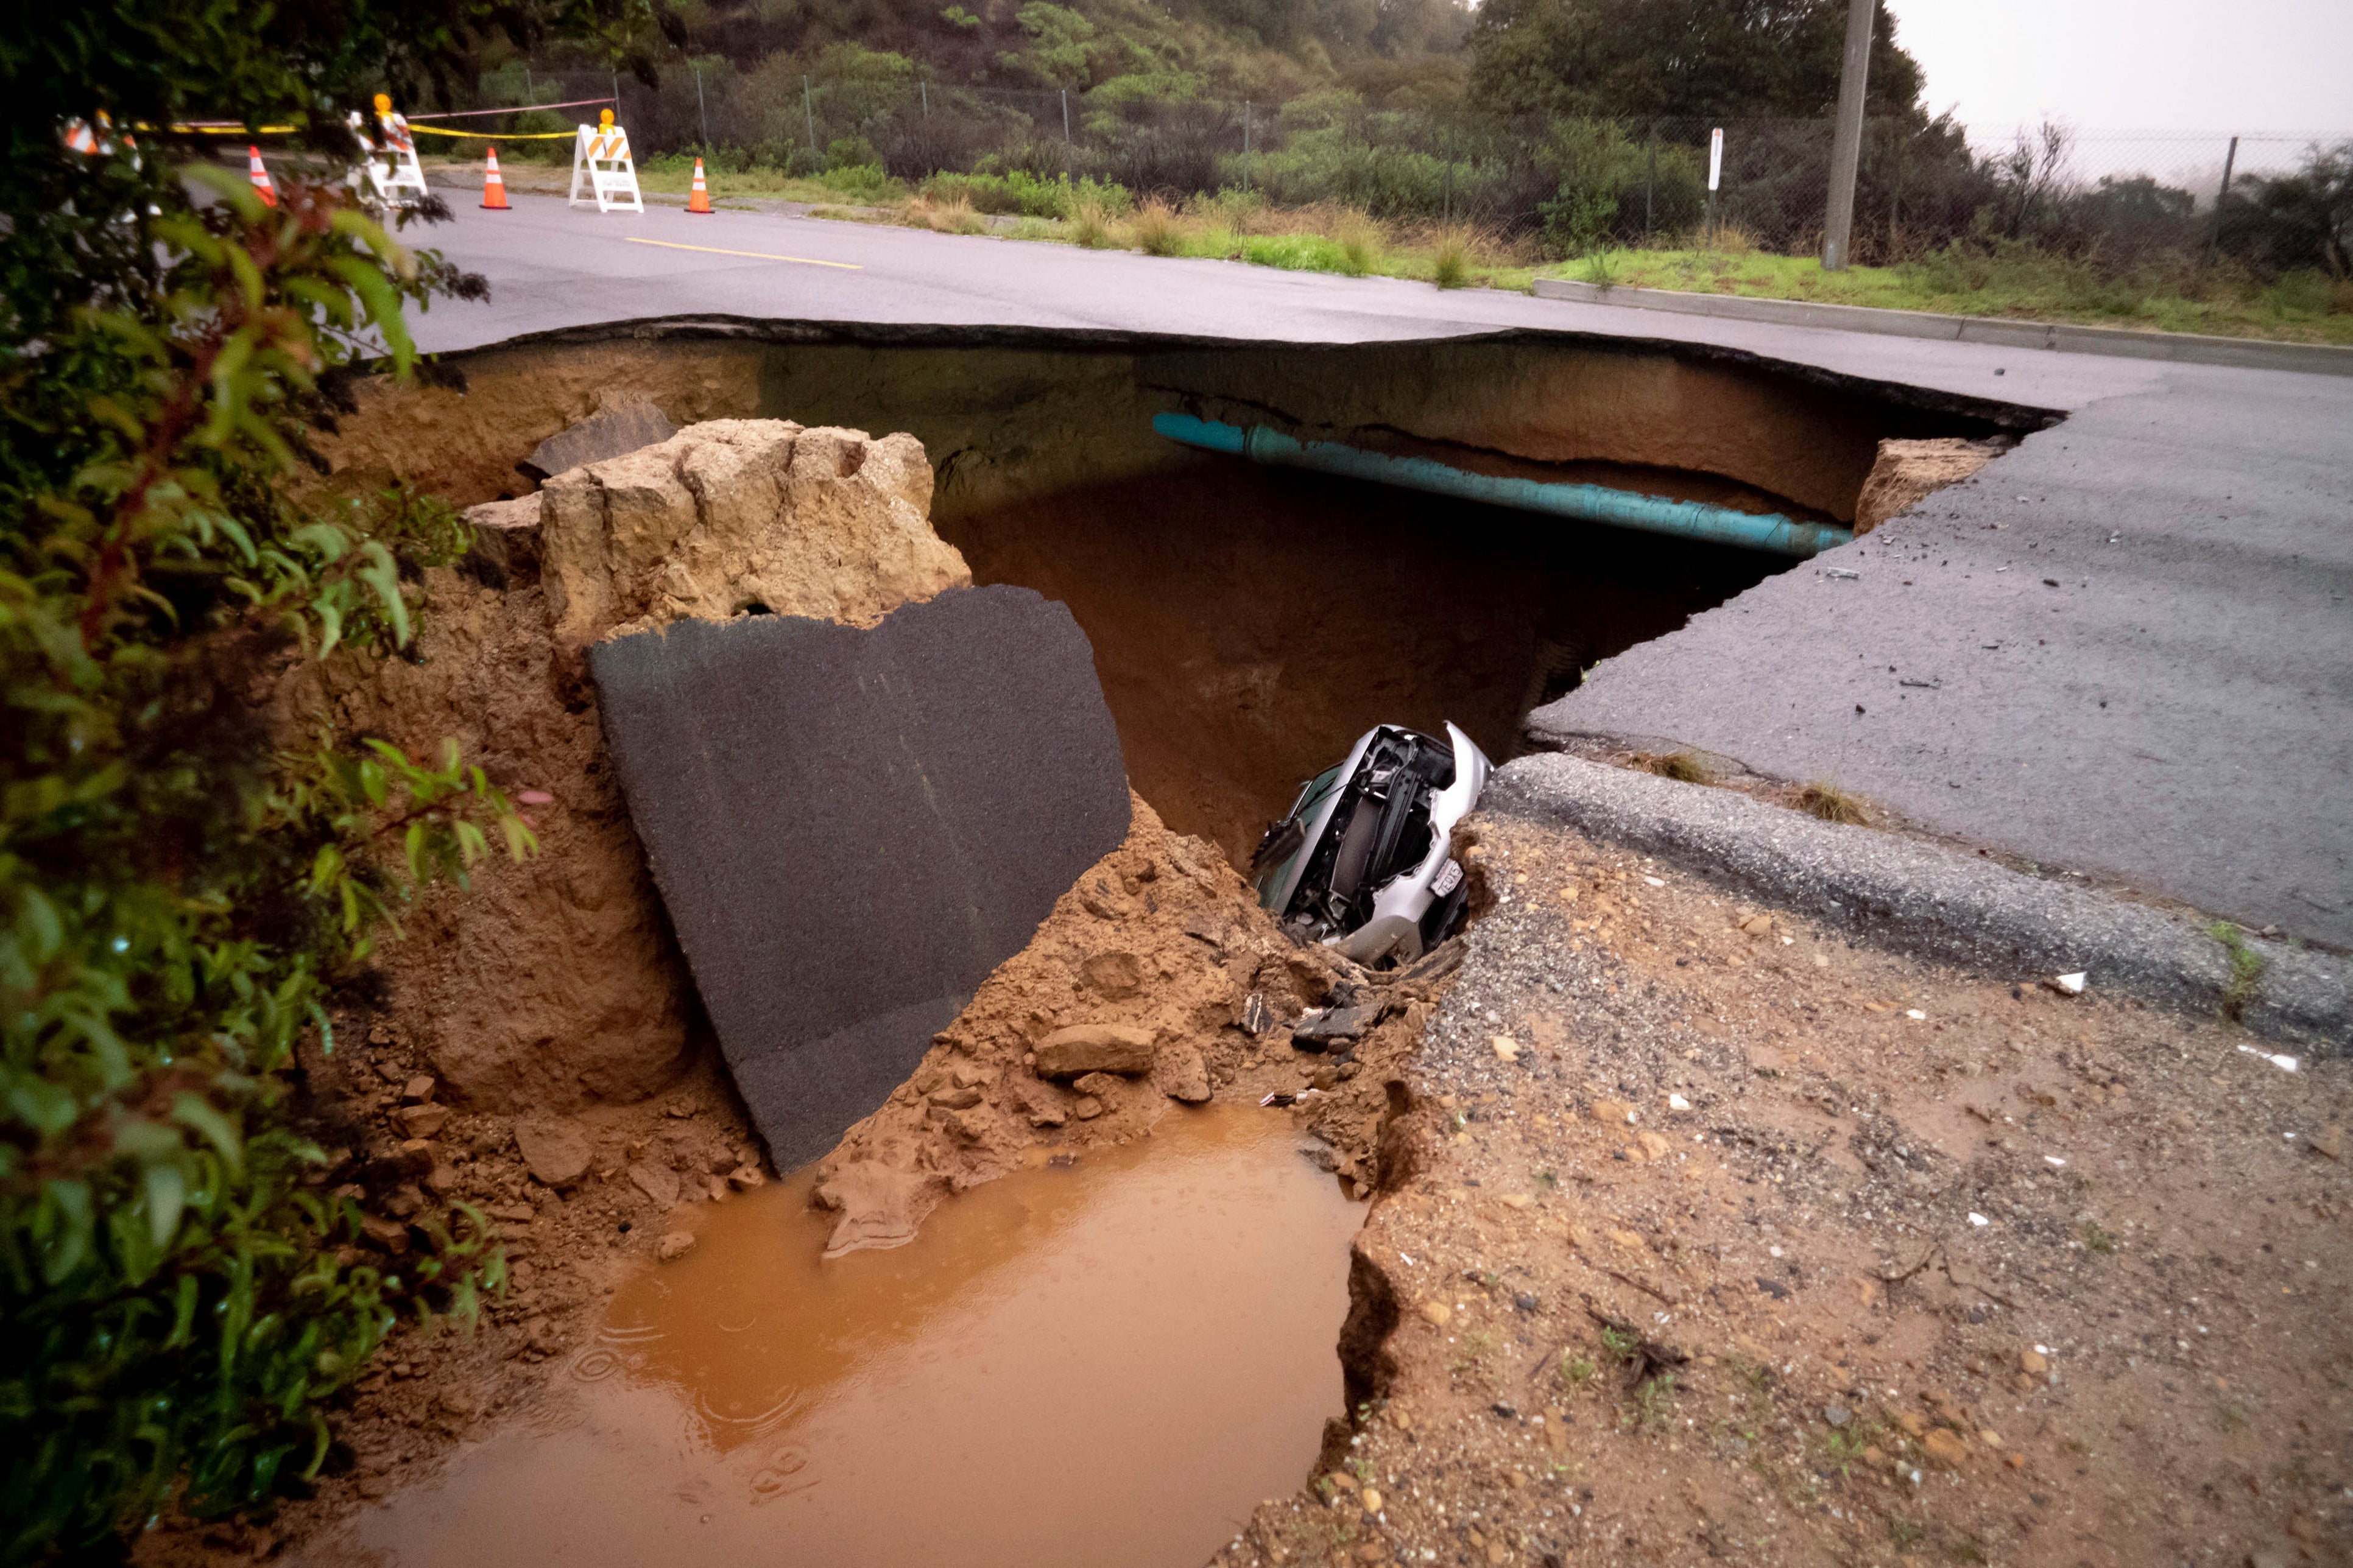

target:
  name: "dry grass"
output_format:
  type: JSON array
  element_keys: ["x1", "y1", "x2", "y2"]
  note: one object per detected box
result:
[
  {"x1": 1794, "y1": 781, "x2": 1871, "y2": 824},
  {"x1": 1403, "y1": 222, "x2": 1523, "y2": 288},
  {"x1": 1127, "y1": 197, "x2": 1188, "y2": 256},
  {"x1": 1068, "y1": 197, "x2": 1115, "y2": 249},
  {"x1": 1697, "y1": 220, "x2": 1759, "y2": 256},
  {"x1": 1330, "y1": 206, "x2": 1383, "y2": 276},
  {"x1": 1632, "y1": 751, "x2": 1713, "y2": 784},
  {"x1": 902, "y1": 195, "x2": 988, "y2": 235}
]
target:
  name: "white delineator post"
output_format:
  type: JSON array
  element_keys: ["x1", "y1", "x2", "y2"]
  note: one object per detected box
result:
[
  {"x1": 1705, "y1": 127, "x2": 1723, "y2": 239},
  {"x1": 1820, "y1": 0, "x2": 1875, "y2": 271},
  {"x1": 570, "y1": 111, "x2": 644, "y2": 214}
]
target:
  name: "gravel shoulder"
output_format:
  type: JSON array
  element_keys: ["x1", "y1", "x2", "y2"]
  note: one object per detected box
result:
[{"x1": 1217, "y1": 807, "x2": 2352, "y2": 1568}]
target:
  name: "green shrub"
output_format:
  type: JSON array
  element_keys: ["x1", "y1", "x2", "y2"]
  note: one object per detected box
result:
[
  {"x1": 926, "y1": 169, "x2": 1130, "y2": 219},
  {"x1": 1241, "y1": 233, "x2": 1358, "y2": 272},
  {"x1": 816, "y1": 162, "x2": 903, "y2": 201}
]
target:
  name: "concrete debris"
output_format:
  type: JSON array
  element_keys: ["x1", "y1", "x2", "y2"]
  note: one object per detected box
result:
[
  {"x1": 655, "y1": 1230, "x2": 697, "y2": 1262},
  {"x1": 1035, "y1": 1024, "x2": 1157, "y2": 1078},
  {"x1": 520, "y1": 397, "x2": 677, "y2": 484},
  {"x1": 541, "y1": 419, "x2": 965, "y2": 652}
]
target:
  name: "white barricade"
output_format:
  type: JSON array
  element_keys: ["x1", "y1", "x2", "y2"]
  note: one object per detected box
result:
[{"x1": 568, "y1": 111, "x2": 643, "y2": 214}]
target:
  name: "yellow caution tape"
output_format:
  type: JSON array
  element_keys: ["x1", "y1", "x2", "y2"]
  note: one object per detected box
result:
[
  {"x1": 408, "y1": 124, "x2": 580, "y2": 141},
  {"x1": 623, "y1": 237, "x2": 863, "y2": 271},
  {"x1": 169, "y1": 124, "x2": 298, "y2": 135}
]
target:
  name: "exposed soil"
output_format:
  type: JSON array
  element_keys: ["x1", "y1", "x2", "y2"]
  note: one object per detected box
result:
[
  {"x1": 1216, "y1": 809, "x2": 2353, "y2": 1568},
  {"x1": 807, "y1": 789, "x2": 1456, "y2": 1256}
]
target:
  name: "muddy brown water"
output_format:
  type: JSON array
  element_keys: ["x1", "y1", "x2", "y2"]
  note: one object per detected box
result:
[{"x1": 330, "y1": 1106, "x2": 1361, "y2": 1568}]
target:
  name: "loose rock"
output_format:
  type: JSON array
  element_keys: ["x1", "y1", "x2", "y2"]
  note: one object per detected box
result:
[
  {"x1": 628, "y1": 1161, "x2": 682, "y2": 1209},
  {"x1": 1034, "y1": 1024, "x2": 1156, "y2": 1078},
  {"x1": 513, "y1": 1121, "x2": 593, "y2": 1188},
  {"x1": 655, "y1": 1230, "x2": 697, "y2": 1262},
  {"x1": 1154, "y1": 1040, "x2": 1213, "y2": 1103}
]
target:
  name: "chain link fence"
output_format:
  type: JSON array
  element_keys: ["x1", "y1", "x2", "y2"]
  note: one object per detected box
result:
[{"x1": 456, "y1": 62, "x2": 2347, "y2": 270}]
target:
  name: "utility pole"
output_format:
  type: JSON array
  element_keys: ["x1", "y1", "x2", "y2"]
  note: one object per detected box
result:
[
  {"x1": 2209, "y1": 134, "x2": 2240, "y2": 258},
  {"x1": 1820, "y1": 0, "x2": 1874, "y2": 270},
  {"x1": 694, "y1": 64, "x2": 708, "y2": 147},
  {"x1": 804, "y1": 74, "x2": 818, "y2": 158}
]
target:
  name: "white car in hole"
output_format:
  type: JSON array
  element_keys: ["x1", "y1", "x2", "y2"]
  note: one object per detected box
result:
[{"x1": 1250, "y1": 722, "x2": 1493, "y2": 969}]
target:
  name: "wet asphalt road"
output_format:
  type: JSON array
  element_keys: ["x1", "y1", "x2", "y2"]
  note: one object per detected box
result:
[{"x1": 414, "y1": 192, "x2": 2353, "y2": 947}]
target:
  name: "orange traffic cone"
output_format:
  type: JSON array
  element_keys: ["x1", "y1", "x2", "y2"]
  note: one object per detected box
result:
[
  {"x1": 247, "y1": 144, "x2": 277, "y2": 207},
  {"x1": 481, "y1": 145, "x2": 510, "y2": 210},
  {"x1": 686, "y1": 156, "x2": 713, "y2": 214}
]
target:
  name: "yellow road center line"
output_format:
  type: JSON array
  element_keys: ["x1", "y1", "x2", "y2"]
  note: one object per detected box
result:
[{"x1": 623, "y1": 236, "x2": 861, "y2": 271}]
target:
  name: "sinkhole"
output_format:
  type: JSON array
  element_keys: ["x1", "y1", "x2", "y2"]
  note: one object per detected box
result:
[{"x1": 334, "y1": 320, "x2": 2040, "y2": 865}]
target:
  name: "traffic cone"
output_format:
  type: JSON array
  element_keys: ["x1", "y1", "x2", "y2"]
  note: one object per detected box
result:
[
  {"x1": 247, "y1": 144, "x2": 277, "y2": 207},
  {"x1": 686, "y1": 156, "x2": 713, "y2": 214},
  {"x1": 481, "y1": 145, "x2": 510, "y2": 210}
]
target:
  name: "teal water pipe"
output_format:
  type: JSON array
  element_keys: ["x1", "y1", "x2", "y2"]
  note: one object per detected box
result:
[{"x1": 1151, "y1": 412, "x2": 1854, "y2": 558}]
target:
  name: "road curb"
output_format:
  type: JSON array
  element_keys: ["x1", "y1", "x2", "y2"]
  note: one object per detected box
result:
[
  {"x1": 1479, "y1": 753, "x2": 2349, "y2": 1050},
  {"x1": 1529, "y1": 276, "x2": 2353, "y2": 378}
]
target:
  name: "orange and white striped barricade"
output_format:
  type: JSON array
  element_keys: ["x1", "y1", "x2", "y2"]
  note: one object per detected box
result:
[
  {"x1": 372, "y1": 94, "x2": 429, "y2": 205},
  {"x1": 568, "y1": 110, "x2": 643, "y2": 214},
  {"x1": 345, "y1": 109, "x2": 395, "y2": 208}
]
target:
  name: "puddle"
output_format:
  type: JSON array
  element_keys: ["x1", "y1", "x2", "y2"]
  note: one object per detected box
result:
[{"x1": 333, "y1": 1106, "x2": 1361, "y2": 1568}]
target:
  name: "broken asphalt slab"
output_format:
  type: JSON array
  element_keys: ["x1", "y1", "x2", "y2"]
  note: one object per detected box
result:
[
  {"x1": 1529, "y1": 366, "x2": 2353, "y2": 950},
  {"x1": 591, "y1": 584, "x2": 1131, "y2": 1170},
  {"x1": 1478, "y1": 752, "x2": 2351, "y2": 1050}
]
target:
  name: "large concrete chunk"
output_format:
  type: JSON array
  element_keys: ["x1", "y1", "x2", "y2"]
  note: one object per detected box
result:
[
  {"x1": 590, "y1": 585, "x2": 1132, "y2": 1171},
  {"x1": 540, "y1": 419, "x2": 964, "y2": 652}
]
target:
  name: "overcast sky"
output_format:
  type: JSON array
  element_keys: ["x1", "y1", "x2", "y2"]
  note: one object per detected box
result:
[{"x1": 1886, "y1": 0, "x2": 2353, "y2": 136}]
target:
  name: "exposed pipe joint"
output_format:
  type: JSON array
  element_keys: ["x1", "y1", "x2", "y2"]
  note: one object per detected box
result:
[{"x1": 1151, "y1": 413, "x2": 1855, "y2": 558}]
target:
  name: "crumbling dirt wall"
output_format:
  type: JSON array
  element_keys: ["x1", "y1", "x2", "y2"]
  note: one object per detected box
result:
[{"x1": 317, "y1": 330, "x2": 2028, "y2": 521}]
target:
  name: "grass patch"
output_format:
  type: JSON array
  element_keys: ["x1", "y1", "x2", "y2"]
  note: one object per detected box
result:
[
  {"x1": 1536, "y1": 243, "x2": 2353, "y2": 346},
  {"x1": 1068, "y1": 197, "x2": 1115, "y2": 249},
  {"x1": 901, "y1": 194, "x2": 989, "y2": 235},
  {"x1": 1633, "y1": 750, "x2": 1712, "y2": 784},
  {"x1": 1129, "y1": 197, "x2": 1186, "y2": 256},
  {"x1": 2081, "y1": 1219, "x2": 2118, "y2": 1255},
  {"x1": 1558, "y1": 1354, "x2": 1597, "y2": 1390},
  {"x1": 2209, "y1": 920, "x2": 2268, "y2": 1021},
  {"x1": 1795, "y1": 781, "x2": 1870, "y2": 824}
]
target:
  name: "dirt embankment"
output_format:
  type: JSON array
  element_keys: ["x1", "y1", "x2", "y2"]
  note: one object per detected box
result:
[{"x1": 809, "y1": 788, "x2": 1458, "y2": 1256}]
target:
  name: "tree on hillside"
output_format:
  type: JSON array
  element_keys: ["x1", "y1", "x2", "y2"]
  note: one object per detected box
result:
[{"x1": 1466, "y1": 0, "x2": 1925, "y2": 121}]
